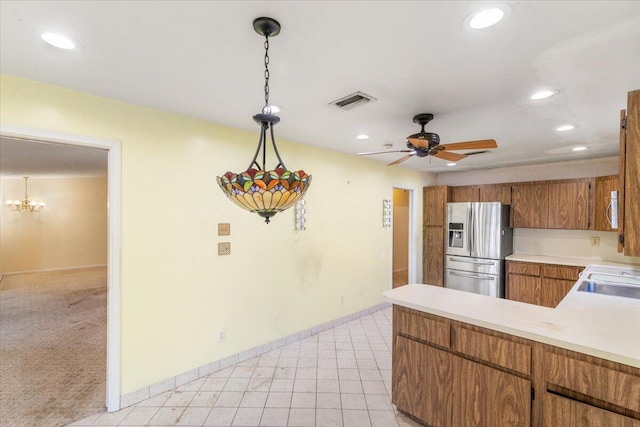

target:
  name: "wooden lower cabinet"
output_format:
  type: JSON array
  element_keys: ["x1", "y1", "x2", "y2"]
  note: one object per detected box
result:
[
  {"x1": 507, "y1": 261, "x2": 582, "y2": 308},
  {"x1": 507, "y1": 273, "x2": 540, "y2": 305},
  {"x1": 392, "y1": 306, "x2": 640, "y2": 427},
  {"x1": 453, "y1": 355, "x2": 531, "y2": 427},
  {"x1": 543, "y1": 392, "x2": 640, "y2": 426},
  {"x1": 392, "y1": 336, "x2": 452, "y2": 427}
]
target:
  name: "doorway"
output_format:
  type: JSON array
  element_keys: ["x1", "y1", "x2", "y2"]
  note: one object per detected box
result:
[
  {"x1": 0, "y1": 125, "x2": 122, "y2": 421},
  {"x1": 392, "y1": 188, "x2": 411, "y2": 288}
]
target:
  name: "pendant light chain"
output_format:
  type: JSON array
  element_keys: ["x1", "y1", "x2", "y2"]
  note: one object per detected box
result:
[{"x1": 263, "y1": 35, "x2": 270, "y2": 112}]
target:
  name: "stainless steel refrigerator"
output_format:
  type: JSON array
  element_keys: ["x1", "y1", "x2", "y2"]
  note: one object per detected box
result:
[{"x1": 444, "y1": 202, "x2": 513, "y2": 297}]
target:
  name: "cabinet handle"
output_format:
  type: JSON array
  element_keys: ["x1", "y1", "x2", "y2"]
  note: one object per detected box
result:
[
  {"x1": 449, "y1": 257, "x2": 494, "y2": 266},
  {"x1": 448, "y1": 271, "x2": 496, "y2": 281}
]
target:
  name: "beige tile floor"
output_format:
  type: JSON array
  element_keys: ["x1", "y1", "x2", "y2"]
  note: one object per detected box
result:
[{"x1": 69, "y1": 307, "x2": 422, "y2": 427}]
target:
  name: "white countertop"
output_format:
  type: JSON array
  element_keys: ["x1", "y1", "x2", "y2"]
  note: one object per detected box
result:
[
  {"x1": 383, "y1": 268, "x2": 640, "y2": 368},
  {"x1": 505, "y1": 253, "x2": 640, "y2": 268}
]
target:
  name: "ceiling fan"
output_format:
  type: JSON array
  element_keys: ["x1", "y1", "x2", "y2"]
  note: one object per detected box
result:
[{"x1": 358, "y1": 113, "x2": 498, "y2": 166}]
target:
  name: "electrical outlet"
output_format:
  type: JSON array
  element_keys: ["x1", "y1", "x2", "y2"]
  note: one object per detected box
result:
[
  {"x1": 590, "y1": 237, "x2": 600, "y2": 246},
  {"x1": 218, "y1": 329, "x2": 226, "y2": 343}
]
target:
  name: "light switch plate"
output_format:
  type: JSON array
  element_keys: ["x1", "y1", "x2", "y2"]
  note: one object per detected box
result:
[
  {"x1": 218, "y1": 242, "x2": 231, "y2": 255},
  {"x1": 218, "y1": 223, "x2": 231, "y2": 236}
]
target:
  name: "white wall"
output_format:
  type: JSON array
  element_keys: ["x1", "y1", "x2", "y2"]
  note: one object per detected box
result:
[
  {"x1": 436, "y1": 157, "x2": 618, "y2": 186},
  {"x1": 1, "y1": 176, "x2": 108, "y2": 273},
  {"x1": 436, "y1": 157, "x2": 640, "y2": 265}
]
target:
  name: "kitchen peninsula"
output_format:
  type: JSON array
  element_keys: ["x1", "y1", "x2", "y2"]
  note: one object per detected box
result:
[{"x1": 383, "y1": 264, "x2": 640, "y2": 427}]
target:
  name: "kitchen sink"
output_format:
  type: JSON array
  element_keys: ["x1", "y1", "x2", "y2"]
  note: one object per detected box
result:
[{"x1": 578, "y1": 280, "x2": 640, "y2": 300}]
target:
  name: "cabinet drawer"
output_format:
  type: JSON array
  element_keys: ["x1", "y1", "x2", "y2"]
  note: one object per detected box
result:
[
  {"x1": 545, "y1": 352, "x2": 640, "y2": 414},
  {"x1": 541, "y1": 264, "x2": 582, "y2": 280},
  {"x1": 507, "y1": 261, "x2": 540, "y2": 276},
  {"x1": 543, "y1": 392, "x2": 640, "y2": 426},
  {"x1": 394, "y1": 307, "x2": 450, "y2": 348},
  {"x1": 452, "y1": 326, "x2": 531, "y2": 376}
]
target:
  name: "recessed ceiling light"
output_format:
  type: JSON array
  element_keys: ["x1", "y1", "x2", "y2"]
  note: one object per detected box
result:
[
  {"x1": 530, "y1": 89, "x2": 557, "y2": 100},
  {"x1": 446, "y1": 162, "x2": 457, "y2": 167},
  {"x1": 41, "y1": 32, "x2": 77, "y2": 50},
  {"x1": 356, "y1": 134, "x2": 370, "y2": 140},
  {"x1": 556, "y1": 125, "x2": 575, "y2": 132},
  {"x1": 572, "y1": 146, "x2": 587, "y2": 152},
  {"x1": 463, "y1": 4, "x2": 511, "y2": 30},
  {"x1": 383, "y1": 143, "x2": 393, "y2": 149}
]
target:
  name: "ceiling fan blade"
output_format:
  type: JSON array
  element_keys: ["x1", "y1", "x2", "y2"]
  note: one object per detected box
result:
[
  {"x1": 432, "y1": 151, "x2": 467, "y2": 162},
  {"x1": 358, "y1": 149, "x2": 414, "y2": 156},
  {"x1": 388, "y1": 153, "x2": 415, "y2": 166},
  {"x1": 439, "y1": 139, "x2": 497, "y2": 151},
  {"x1": 406, "y1": 137, "x2": 431, "y2": 149}
]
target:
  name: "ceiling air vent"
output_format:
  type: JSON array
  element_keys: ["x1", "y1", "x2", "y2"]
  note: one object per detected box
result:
[{"x1": 330, "y1": 91, "x2": 377, "y2": 110}]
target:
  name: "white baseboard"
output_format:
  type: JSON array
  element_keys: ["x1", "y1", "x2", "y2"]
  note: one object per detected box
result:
[
  {"x1": 2, "y1": 264, "x2": 107, "y2": 276},
  {"x1": 119, "y1": 302, "x2": 392, "y2": 409}
]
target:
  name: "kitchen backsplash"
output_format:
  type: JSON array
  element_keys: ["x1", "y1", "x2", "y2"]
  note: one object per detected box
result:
[{"x1": 513, "y1": 228, "x2": 640, "y2": 265}]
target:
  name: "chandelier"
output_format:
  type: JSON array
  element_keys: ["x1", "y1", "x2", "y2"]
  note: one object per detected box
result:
[
  {"x1": 5, "y1": 177, "x2": 46, "y2": 212},
  {"x1": 217, "y1": 17, "x2": 311, "y2": 224}
]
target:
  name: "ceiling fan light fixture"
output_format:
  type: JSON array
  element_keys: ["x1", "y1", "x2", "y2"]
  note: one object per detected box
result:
[
  {"x1": 464, "y1": 4, "x2": 511, "y2": 30},
  {"x1": 530, "y1": 89, "x2": 557, "y2": 100}
]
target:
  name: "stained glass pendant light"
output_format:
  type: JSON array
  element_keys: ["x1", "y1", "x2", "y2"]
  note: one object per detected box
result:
[{"x1": 217, "y1": 17, "x2": 311, "y2": 224}]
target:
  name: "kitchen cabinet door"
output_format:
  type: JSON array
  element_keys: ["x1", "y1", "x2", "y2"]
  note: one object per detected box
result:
[
  {"x1": 511, "y1": 183, "x2": 549, "y2": 228},
  {"x1": 507, "y1": 274, "x2": 540, "y2": 305},
  {"x1": 424, "y1": 226, "x2": 445, "y2": 286},
  {"x1": 540, "y1": 278, "x2": 575, "y2": 308},
  {"x1": 392, "y1": 336, "x2": 453, "y2": 427},
  {"x1": 594, "y1": 175, "x2": 619, "y2": 231},
  {"x1": 543, "y1": 392, "x2": 640, "y2": 427},
  {"x1": 480, "y1": 184, "x2": 512, "y2": 205},
  {"x1": 453, "y1": 355, "x2": 531, "y2": 427},
  {"x1": 620, "y1": 89, "x2": 640, "y2": 256},
  {"x1": 450, "y1": 185, "x2": 480, "y2": 202},
  {"x1": 548, "y1": 180, "x2": 590, "y2": 229},
  {"x1": 424, "y1": 185, "x2": 449, "y2": 226}
]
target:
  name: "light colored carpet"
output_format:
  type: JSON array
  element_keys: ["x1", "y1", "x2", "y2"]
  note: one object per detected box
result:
[{"x1": 0, "y1": 267, "x2": 107, "y2": 427}]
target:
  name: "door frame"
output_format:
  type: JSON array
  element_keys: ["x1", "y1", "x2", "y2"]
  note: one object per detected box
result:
[
  {"x1": 1, "y1": 124, "x2": 122, "y2": 412},
  {"x1": 391, "y1": 186, "x2": 417, "y2": 286}
]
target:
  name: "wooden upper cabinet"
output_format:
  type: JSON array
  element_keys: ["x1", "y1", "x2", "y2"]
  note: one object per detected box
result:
[
  {"x1": 424, "y1": 186, "x2": 449, "y2": 226},
  {"x1": 547, "y1": 180, "x2": 590, "y2": 230},
  {"x1": 594, "y1": 175, "x2": 619, "y2": 232},
  {"x1": 511, "y1": 183, "x2": 549, "y2": 228},
  {"x1": 450, "y1": 185, "x2": 480, "y2": 203},
  {"x1": 621, "y1": 89, "x2": 640, "y2": 256},
  {"x1": 480, "y1": 184, "x2": 512, "y2": 205}
]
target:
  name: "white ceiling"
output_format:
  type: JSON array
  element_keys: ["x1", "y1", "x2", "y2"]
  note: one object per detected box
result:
[
  {"x1": 1, "y1": 1, "x2": 640, "y2": 174},
  {"x1": 0, "y1": 137, "x2": 107, "y2": 178}
]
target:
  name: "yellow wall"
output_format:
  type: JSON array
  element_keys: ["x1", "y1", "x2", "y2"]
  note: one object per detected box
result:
[
  {"x1": 0, "y1": 74, "x2": 429, "y2": 394},
  {"x1": 1, "y1": 177, "x2": 107, "y2": 273}
]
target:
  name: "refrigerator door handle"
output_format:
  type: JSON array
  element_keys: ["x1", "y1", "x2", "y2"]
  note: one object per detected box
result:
[
  {"x1": 448, "y1": 271, "x2": 496, "y2": 281},
  {"x1": 448, "y1": 257, "x2": 495, "y2": 266},
  {"x1": 468, "y1": 206, "x2": 474, "y2": 256}
]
